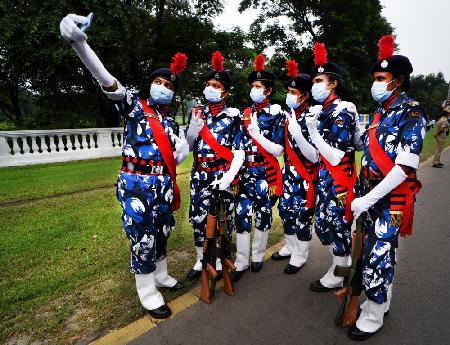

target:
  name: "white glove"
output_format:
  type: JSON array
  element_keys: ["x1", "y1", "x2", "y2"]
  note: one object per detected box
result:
[
  {"x1": 306, "y1": 107, "x2": 344, "y2": 166},
  {"x1": 60, "y1": 14, "x2": 115, "y2": 88},
  {"x1": 173, "y1": 133, "x2": 189, "y2": 165},
  {"x1": 286, "y1": 110, "x2": 319, "y2": 163},
  {"x1": 186, "y1": 108, "x2": 204, "y2": 150},
  {"x1": 211, "y1": 150, "x2": 244, "y2": 190},
  {"x1": 335, "y1": 101, "x2": 363, "y2": 151},
  {"x1": 248, "y1": 112, "x2": 283, "y2": 157},
  {"x1": 351, "y1": 165, "x2": 407, "y2": 218}
]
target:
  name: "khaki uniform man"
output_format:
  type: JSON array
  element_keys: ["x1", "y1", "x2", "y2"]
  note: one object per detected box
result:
[{"x1": 433, "y1": 112, "x2": 449, "y2": 167}]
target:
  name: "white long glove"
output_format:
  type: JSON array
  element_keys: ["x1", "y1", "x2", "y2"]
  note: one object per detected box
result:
[
  {"x1": 248, "y1": 112, "x2": 284, "y2": 157},
  {"x1": 335, "y1": 101, "x2": 363, "y2": 151},
  {"x1": 306, "y1": 105, "x2": 345, "y2": 166},
  {"x1": 60, "y1": 14, "x2": 115, "y2": 88},
  {"x1": 173, "y1": 132, "x2": 189, "y2": 165},
  {"x1": 211, "y1": 150, "x2": 245, "y2": 190},
  {"x1": 186, "y1": 108, "x2": 204, "y2": 150},
  {"x1": 286, "y1": 110, "x2": 319, "y2": 163},
  {"x1": 351, "y1": 165, "x2": 407, "y2": 218}
]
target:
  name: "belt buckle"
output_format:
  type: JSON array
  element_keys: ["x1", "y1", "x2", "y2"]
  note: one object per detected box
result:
[
  {"x1": 201, "y1": 162, "x2": 209, "y2": 169},
  {"x1": 127, "y1": 162, "x2": 134, "y2": 170},
  {"x1": 247, "y1": 156, "x2": 255, "y2": 163},
  {"x1": 151, "y1": 166, "x2": 163, "y2": 174}
]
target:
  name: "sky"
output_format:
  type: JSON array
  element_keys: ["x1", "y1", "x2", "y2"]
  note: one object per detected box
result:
[{"x1": 213, "y1": 0, "x2": 450, "y2": 80}]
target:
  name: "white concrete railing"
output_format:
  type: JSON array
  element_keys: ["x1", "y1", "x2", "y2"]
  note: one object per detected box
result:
[{"x1": 0, "y1": 128, "x2": 124, "y2": 167}]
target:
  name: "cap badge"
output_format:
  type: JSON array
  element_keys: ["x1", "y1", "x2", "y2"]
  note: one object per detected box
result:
[
  {"x1": 318, "y1": 66, "x2": 324, "y2": 73},
  {"x1": 215, "y1": 73, "x2": 220, "y2": 79},
  {"x1": 381, "y1": 60, "x2": 388, "y2": 68},
  {"x1": 170, "y1": 74, "x2": 176, "y2": 81},
  {"x1": 256, "y1": 72, "x2": 261, "y2": 78},
  {"x1": 291, "y1": 81, "x2": 296, "y2": 87}
]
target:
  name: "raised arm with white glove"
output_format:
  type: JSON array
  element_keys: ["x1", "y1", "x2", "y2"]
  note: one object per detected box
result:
[
  {"x1": 211, "y1": 150, "x2": 245, "y2": 190},
  {"x1": 186, "y1": 109, "x2": 204, "y2": 150},
  {"x1": 306, "y1": 105, "x2": 345, "y2": 166},
  {"x1": 60, "y1": 14, "x2": 116, "y2": 89},
  {"x1": 286, "y1": 110, "x2": 319, "y2": 163},
  {"x1": 351, "y1": 165, "x2": 407, "y2": 218},
  {"x1": 248, "y1": 113, "x2": 284, "y2": 157},
  {"x1": 173, "y1": 132, "x2": 189, "y2": 165}
]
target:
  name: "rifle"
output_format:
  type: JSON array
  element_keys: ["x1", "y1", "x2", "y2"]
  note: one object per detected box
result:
[
  {"x1": 200, "y1": 191, "x2": 236, "y2": 304},
  {"x1": 334, "y1": 216, "x2": 365, "y2": 327}
]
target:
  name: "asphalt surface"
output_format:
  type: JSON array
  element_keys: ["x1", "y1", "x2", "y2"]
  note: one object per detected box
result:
[{"x1": 130, "y1": 152, "x2": 450, "y2": 345}]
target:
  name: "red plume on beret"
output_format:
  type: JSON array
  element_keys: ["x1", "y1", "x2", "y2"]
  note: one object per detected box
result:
[
  {"x1": 212, "y1": 51, "x2": 224, "y2": 73},
  {"x1": 170, "y1": 52, "x2": 187, "y2": 76},
  {"x1": 254, "y1": 54, "x2": 266, "y2": 72},
  {"x1": 378, "y1": 35, "x2": 395, "y2": 61},
  {"x1": 314, "y1": 42, "x2": 328, "y2": 66},
  {"x1": 286, "y1": 60, "x2": 298, "y2": 79}
]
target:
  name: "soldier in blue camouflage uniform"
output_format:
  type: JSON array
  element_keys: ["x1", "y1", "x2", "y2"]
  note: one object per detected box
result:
[
  {"x1": 232, "y1": 54, "x2": 285, "y2": 281},
  {"x1": 185, "y1": 52, "x2": 244, "y2": 280},
  {"x1": 306, "y1": 43, "x2": 359, "y2": 293},
  {"x1": 271, "y1": 62, "x2": 320, "y2": 274},
  {"x1": 60, "y1": 14, "x2": 189, "y2": 319},
  {"x1": 348, "y1": 35, "x2": 426, "y2": 341}
]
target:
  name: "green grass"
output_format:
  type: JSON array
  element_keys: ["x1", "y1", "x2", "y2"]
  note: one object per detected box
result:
[{"x1": 0, "y1": 128, "x2": 445, "y2": 344}]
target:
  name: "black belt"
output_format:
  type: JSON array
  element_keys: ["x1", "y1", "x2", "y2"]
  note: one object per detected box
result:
[{"x1": 121, "y1": 160, "x2": 169, "y2": 175}]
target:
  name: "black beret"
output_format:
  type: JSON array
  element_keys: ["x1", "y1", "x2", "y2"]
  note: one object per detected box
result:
[
  {"x1": 311, "y1": 62, "x2": 343, "y2": 80},
  {"x1": 206, "y1": 70, "x2": 233, "y2": 90},
  {"x1": 247, "y1": 70, "x2": 276, "y2": 85},
  {"x1": 286, "y1": 73, "x2": 312, "y2": 94},
  {"x1": 370, "y1": 54, "x2": 413, "y2": 76},
  {"x1": 149, "y1": 68, "x2": 181, "y2": 91}
]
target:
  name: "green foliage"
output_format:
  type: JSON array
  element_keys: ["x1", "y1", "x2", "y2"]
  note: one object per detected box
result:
[{"x1": 409, "y1": 73, "x2": 449, "y2": 119}]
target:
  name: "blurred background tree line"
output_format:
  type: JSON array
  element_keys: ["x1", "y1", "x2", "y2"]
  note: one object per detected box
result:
[{"x1": 0, "y1": 0, "x2": 448, "y2": 130}]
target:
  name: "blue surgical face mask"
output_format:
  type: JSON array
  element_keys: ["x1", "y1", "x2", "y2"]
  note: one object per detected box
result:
[
  {"x1": 371, "y1": 80, "x2": 395, "y2": 103},
  {"x1": 203, "y1": 86, "x2": 222, "y2": 103},
  {"x1": 250, "y1": 87, "x2": 266, "y2": 104},
  {"x1": 150, "y1": 84, "x2": 174, "y2": 105},
  {"x1": 286, "y1": 93, "x2": 302, "y2": 109},
  {"x1": 311, "y1": 82, "x2": 330, "y2": 103}
]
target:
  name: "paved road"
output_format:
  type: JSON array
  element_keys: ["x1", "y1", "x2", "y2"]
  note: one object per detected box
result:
[{"x1": 130, "y1": 152, "x2": 450, "y2": 345}]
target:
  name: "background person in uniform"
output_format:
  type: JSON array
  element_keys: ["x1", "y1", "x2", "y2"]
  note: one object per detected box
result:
[{"x1": 432, "y1": 111, "x2": 449, "y2": 168}]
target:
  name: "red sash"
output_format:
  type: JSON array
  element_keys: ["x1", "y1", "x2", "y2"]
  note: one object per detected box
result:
[
  {"x1": 243, "y1": 108, "x2": 282, "y2": 197},
  {"x1": 284, "y1": 123, "x2": 318, "y2": 209},
  {"x1": 193, "y1": 106, "x2": 234, "y2": 162},
  {"x1": 368, "y1": 111, "x2": 421, "y2": 237},
  {"x1": 139, "y1": 99, "x2": 180, "y2": 211},
  {"x1": 320, "y1": 154, "x2": 357, "y2": 222}
]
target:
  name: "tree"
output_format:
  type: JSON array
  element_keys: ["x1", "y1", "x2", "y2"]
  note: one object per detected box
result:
[
  {"x1": 409, "y1": 72, "x2": 448, "y2": 119},
  {"x1": 239, "y1": 0, "x2": 393, "y2": 113}
]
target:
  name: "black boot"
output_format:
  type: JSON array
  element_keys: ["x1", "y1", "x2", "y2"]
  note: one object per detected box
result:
[
  {"x1": 147, "y1": 304, "x2": 172, "y2": 319},
  {"x1": 348, "y1": 325, "x2": 381, "y2": 341},
  {"x1": 251, "y1": 261, "x2": 263, "y2": 272},
  {"x1": 166, "y1": 281, "x2": 185, "y2": 291},
  {"x1": 231, "y1": 269, "x2": 247, "y2": 282},
  {"x1": 309, "y1": 279, "x2": 339, "y2": 292},
  {"x1": 186, "y1": 269, "x2": 202, "y2": 280},
  {"x1": 284, "y1": 264, "x2": 303, "y2": 274},
  {"x1": 271, "y1": 251, "x2": 291, "y2": 261}
]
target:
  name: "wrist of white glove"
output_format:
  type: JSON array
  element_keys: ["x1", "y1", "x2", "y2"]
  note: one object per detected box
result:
[
  {"x1": 308, "y1": 129, "x2": 344, "y2": 166},
  {"x1": 351, "y1": 165, "x2": 407, "y2": 217},
  {"x1": 211, "y1": 150, "x2": 244, "y2": 190},
  {"x1": 174, "y1": 134, "x2": 189, "y2": 165}
]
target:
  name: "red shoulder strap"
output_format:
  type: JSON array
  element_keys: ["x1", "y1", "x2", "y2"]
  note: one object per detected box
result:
[
  {"x1": 368, "y1": 111, "x2": 421, "y2": 236},
  {"x1": 320, "y1": 154, "x2": 357, "y2": 222},
  {"x1": 139, "y1": 99, "x2": 180, "y2": 210},
  {"x1": 194, "y1": 106, "x2": 234, "y2": 162},
  {"x1": 243, "y1": 108, "x2": 282, "y2": 196},
  {"x1": 284, "y1": 124, "x2": 317, "y2": 208}
]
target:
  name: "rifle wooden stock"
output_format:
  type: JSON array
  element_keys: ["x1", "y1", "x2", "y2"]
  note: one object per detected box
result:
[
  {"x1": 200, "y1": 270, "x2": 213, "y2": 304},
  {"x1": 223, "y1": 258, "x2": 236, "y2": 271},
  {"x1": 341, "y1": 296, "x2": 359, "y2": 327},
  {"x1": 206, "y1": 214, "x2": 217, "y2": 238},
  {"x1": 334, "y1": 287, "x2": 347, "y2": 299},
  {"x1": 223, "y1": 265, "x2": 235, "y2": 297}
]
